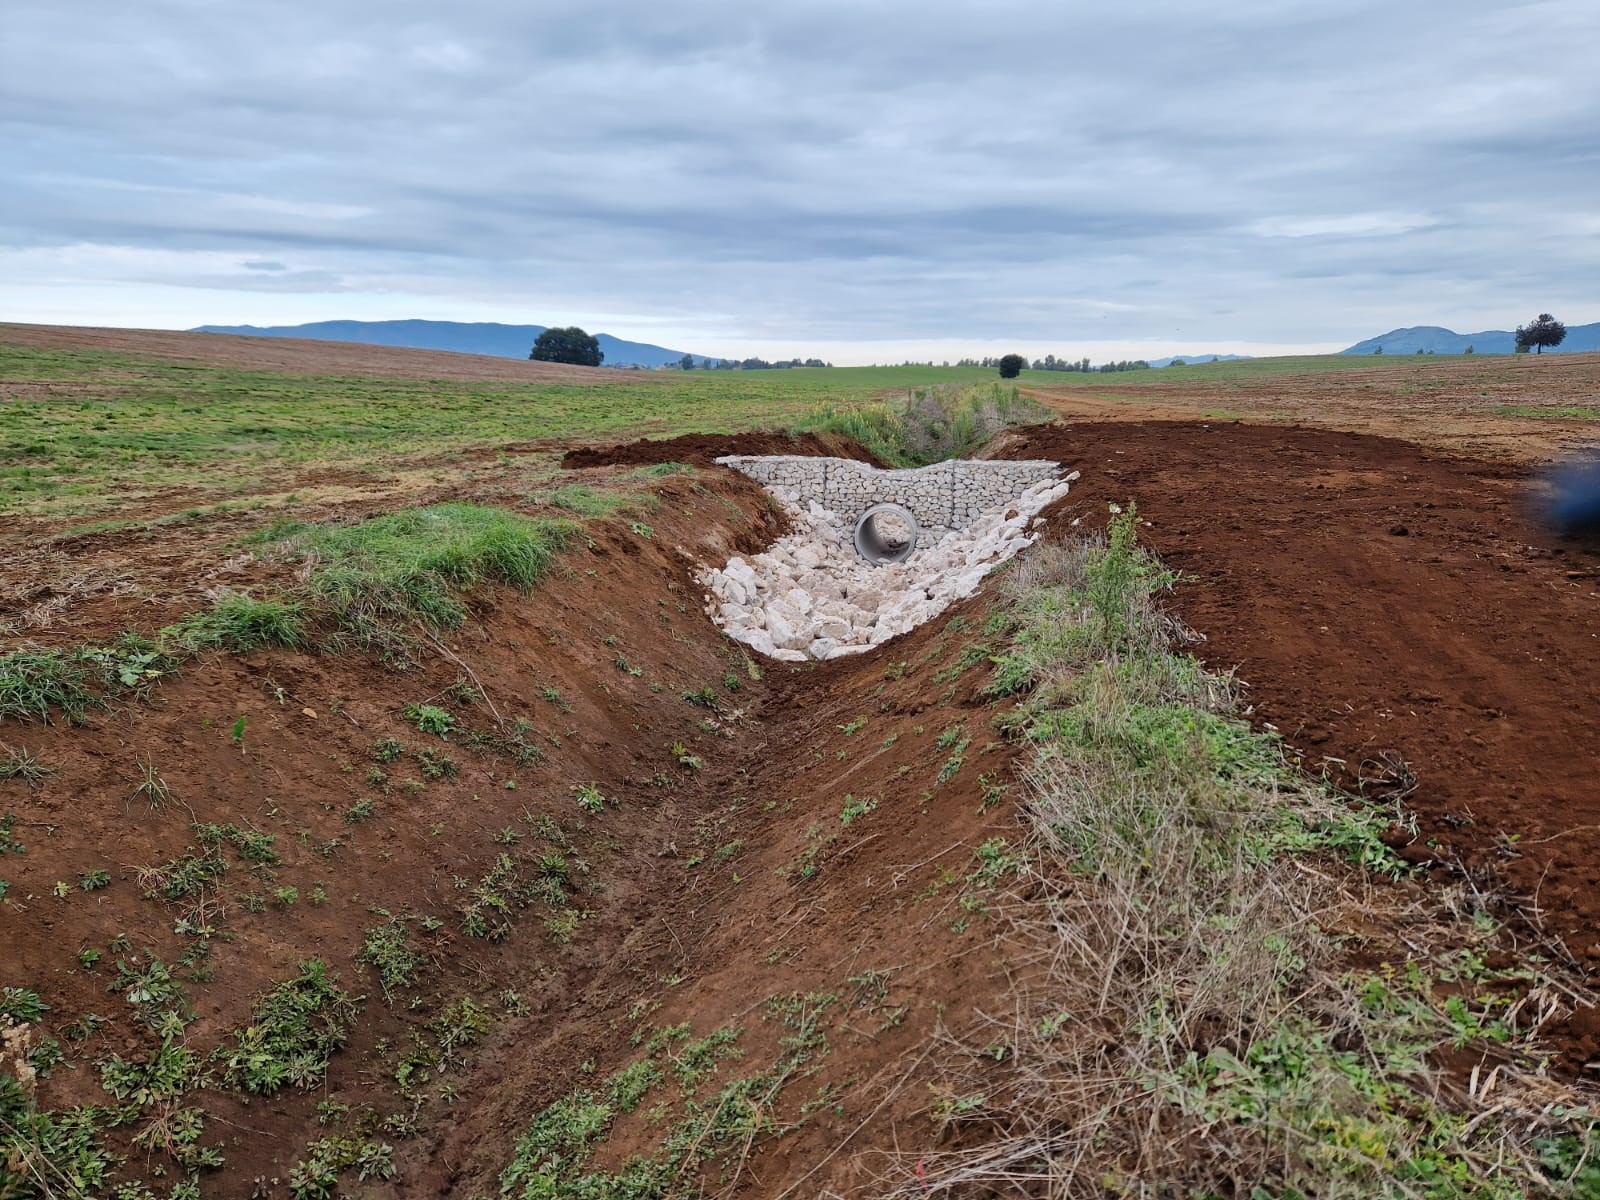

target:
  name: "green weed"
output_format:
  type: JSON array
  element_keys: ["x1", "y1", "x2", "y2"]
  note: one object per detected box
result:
[
  {"x1": 218, "y1": 959, "x2": 360, "y2": 1095},
  {"x1": 0, "y1": 744, "x2": 51, "y2": 785},
  {"x1": 161, "y1": 591, "x2": 305, "y2": 653},
  {"x1": 0, "y1": 650, "x2": 94, "y2": 724}
]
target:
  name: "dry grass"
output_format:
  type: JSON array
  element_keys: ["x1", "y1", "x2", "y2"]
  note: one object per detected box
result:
[{"x1": 879, "y1": 513, "x2": 1600, "y2": 1198}]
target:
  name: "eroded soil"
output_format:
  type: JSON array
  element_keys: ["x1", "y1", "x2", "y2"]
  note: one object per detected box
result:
[{"x1": 5, "y1": 411, "x2": 1600, "y2": 1194}]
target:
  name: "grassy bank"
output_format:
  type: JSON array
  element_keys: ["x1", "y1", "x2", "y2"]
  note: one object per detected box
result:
[
  {"x1": 901, "y1": 511, "x2": 1598, "y2": 1196},
  {"x1": 0, "y1": 502, "x2": 589, "y2": 725},
  {"x1": 0, "y1": 342, "x2": 995, "y2": 521}
]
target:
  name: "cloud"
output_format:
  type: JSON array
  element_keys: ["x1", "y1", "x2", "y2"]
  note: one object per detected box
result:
[{"x1": 2, "y1": 0, "x2": 1597, "y2": 360}]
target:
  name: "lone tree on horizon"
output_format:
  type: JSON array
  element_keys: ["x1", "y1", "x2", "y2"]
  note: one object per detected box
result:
[
  {"x1": 997, "y1": 353, "x2": 1026, "y2": 379},
  {"x1": 1515, "y1": 313, "x2": 1566, "y2": 355},
  {"x1": 530, "y1": 327, "x2": 604, "y2": 367}
]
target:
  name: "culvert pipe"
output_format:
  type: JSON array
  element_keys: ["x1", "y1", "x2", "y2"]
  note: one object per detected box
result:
[{"x1": 853, "y1": 503, "x2": 919, "y2": 566}]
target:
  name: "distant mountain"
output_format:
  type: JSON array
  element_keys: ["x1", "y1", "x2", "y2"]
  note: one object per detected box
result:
[
  {"x1": 190, "y1": 319, "x2": 695, "y2": 367},
  {"x1": 1150, "y1": 353, "x2": 1252, "y2": 368},
  {"x1": 1340, "y1": 323, "x2": 1600, "y2": 356}
]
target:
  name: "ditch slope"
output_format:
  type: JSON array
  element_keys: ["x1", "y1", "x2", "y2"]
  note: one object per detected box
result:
[{"x1": 4, "y1": 419, "x2": 1600, "y2": 1197}]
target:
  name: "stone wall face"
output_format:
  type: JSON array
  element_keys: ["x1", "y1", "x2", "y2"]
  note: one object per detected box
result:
[{"x1": 715, "y1": 455, "x2": 1060, "y2": 537}]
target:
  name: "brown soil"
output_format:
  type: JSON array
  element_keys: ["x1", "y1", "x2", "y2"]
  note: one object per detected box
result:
[
  {"x1": 7, "y1": 409, "x2": 1600, "y2": 1195},
  {"x1": 1023, "y1": 350, "x2": 1600, "y2": 463},
  {"x1": 0, "y1": 322, "x2": 638, "y2": 384},
  {"x1": 561, "y1": 430, "x2": 885, "y2": 470}
]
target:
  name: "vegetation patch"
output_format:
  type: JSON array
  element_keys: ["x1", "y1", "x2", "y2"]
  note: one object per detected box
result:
[
  {"x1": 161, "y1": 590, "x2": 306, "y2": 653},
  {"x1": 793, "y1": 381, "x2": 1050, "y2": 467},
  {"x1": 907, "y1": 509, "x2": 1600, "y2": 1196},
  {"x1": 500, "y1": 992, "x2": 836, "y2": 1198},
  {"x1": 528, "y1": 483, "x2": 643, "y2": 518},
  {"x1": 218, "y1": 960, "x2": 361, "y2": 1095},
  {"x1": 265, "y1": 503, "x2": 575, "y2": 652}
]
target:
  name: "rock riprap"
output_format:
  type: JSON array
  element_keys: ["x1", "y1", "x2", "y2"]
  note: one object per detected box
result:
[{"x1": 699, "y1": 470, "x2": 1079, "y2": 661}]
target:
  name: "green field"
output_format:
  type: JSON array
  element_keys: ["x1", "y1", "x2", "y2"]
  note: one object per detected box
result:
[
  {"x1": 5, "y1": 340, "x2": 1590, "y2": 524},
  {"x1": 1017, "y1": 351, "x2": 1496, "y2": 386},
  {"x1": 0, "y1": 344, "x2": 1003, "y2": 521}
]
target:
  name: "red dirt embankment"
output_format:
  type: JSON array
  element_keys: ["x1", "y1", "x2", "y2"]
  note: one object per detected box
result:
[
  {"x1": 8, "y1": 416, "x2": 1600, "y2": 1195},
  {"x1": 561, "y1": 430, "x2": 885, "y2": 469}
]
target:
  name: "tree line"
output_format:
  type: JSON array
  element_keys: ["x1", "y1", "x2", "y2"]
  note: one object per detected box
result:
[{"x1": 674, "y1": 354, "x2": 832, "y2": 370}]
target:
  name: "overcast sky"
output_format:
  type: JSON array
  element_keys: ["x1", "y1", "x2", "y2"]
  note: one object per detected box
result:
[{"x1": 3, "y1": 1, "x2": 1597, "y2": 364}]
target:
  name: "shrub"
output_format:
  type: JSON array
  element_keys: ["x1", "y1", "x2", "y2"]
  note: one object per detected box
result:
[{"x1": 793, "y1": 382, "x2": 1050, "y2": 467}]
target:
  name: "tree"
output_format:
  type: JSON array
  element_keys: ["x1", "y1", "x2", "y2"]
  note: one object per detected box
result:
[
  {"x1": 530, "y1": 327, "x2": 603, "y2": 367},
  {"x1": 677, "y1": 353, "x2": 695, "y2": 370},
  {"x1": 997, "y1": 354, "x2": 1026, "y2": 379},
  {"x1": 1515, "y1": 313, "x2": 1566, "y2": 355}
]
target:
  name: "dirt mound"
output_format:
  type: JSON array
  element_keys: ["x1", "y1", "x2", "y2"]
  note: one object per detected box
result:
[{"x1": 561, "y1": 429, "x2": 883, "y2": 469}]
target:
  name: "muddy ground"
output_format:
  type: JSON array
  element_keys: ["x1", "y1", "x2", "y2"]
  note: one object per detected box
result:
[{"x1": 5, "y1": 400, "x2": 1600, "y2": 1191}]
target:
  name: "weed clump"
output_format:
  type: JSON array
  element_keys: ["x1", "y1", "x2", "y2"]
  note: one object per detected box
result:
[
  {"x1": 162, "y1": 590, "x2": 306, "y2": 654},
  {"x1": 793, "y1": 382, "x2": 1050, "y2": 467},
  {"x1": 218, "y1": 959, "x2": 360, "y2": 1095},
  {"x1": 274, "y1": 503, "x2": 574, "y2": 653},
  {"x1": 0, "y1": 650, "x2": 94, "y2": 724}
]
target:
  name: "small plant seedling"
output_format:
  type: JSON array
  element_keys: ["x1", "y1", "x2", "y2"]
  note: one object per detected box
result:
[
  {"x1": 0, "y1": 745, "x2": 53, "y2": 786},
  {"x1": 839, "y1": 795, "x2": 878, "y2": 828},
  {"x1": 230, "y1": 716, "x2": 248, "y2": 744},
  {"x1": 574, "y1": 784, "x2": 605, "y2": 814},
  {"x1": 403, "y1": 703, "x2": 455, "y2": 738},
  {"x1": 129, "y1": 758, "x2": 173, "y2": 809}
]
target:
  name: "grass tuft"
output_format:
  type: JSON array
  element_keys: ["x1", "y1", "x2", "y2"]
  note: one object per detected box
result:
[
  {"x1": 0, "y1": 650, "x2": 94, "y2": 724},
  {"x1": 0, "y1": 744, "x2": 52, "y2": 786},
  {"x1": 271, "y1": 503, "x2": 574, "y2": 653},
  {"x1": 528, "y1": 484, "x2": 637, "y2": 518},
  {"x1": 161, "y1": 590, "x2": 306, "y2": 654}
]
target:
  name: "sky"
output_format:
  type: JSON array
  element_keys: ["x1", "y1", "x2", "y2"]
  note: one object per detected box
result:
[{"x1": 3, "y1": 1, "x2": 1598, "y2": 365}]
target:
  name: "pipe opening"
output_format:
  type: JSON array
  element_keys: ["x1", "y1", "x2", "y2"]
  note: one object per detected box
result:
[{"x1": 853, "y1": 503, "x2": 919, "y2": 566}]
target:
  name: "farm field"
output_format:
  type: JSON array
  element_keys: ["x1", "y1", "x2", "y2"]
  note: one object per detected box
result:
[
  {"x1": 1019, "y1": 350, "x2": 1600, "y2": 461},
  {"x1": 3, "y1": 326, "x2": 1600, "y2": 1197}
]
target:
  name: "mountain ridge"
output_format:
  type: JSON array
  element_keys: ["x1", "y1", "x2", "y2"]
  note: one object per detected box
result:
[{"x1": 1340, "y1": 322, "x2": 1600, "y2": 355}]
